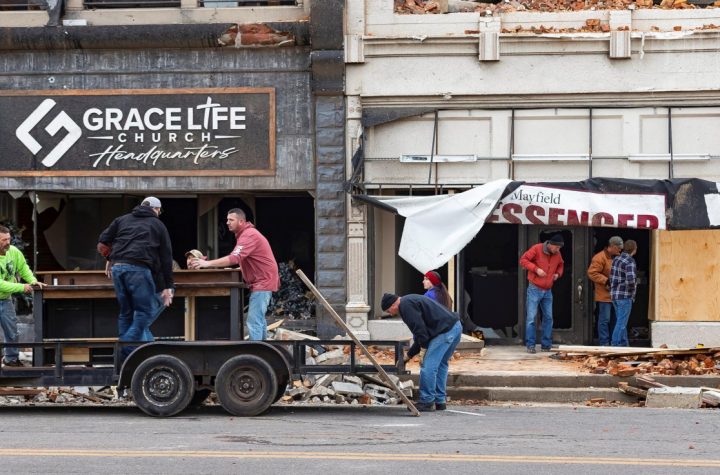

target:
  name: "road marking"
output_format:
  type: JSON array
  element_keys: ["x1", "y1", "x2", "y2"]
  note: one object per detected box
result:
[
  {"x1": 446, "y1": 409, "x2": 486, "y2": 416},
  {"x1": 0, "y1": 449, "x2": 718, "y2": 467},
  {"x1": 376, "y1": 424, "x2": 423, "y2": 427}
]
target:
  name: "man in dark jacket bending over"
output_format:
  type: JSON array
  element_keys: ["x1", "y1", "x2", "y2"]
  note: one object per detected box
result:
[
  {"x1": 98, "y1": 197, "x2": 174, "y2": 361},
  {"x1": 381, "y1": 293, "x2": 461, "y2": 412}
]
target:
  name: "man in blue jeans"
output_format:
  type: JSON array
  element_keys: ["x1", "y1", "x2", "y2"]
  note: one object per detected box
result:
[
  {"x1": 189, "y1": 208, "x2": 278, "y2": 340},
  {"x1": 381, "y1": 293, "x2": 461, "y2": 412},
  {"x1": 587, "y1": 236, "x2": 624, "y2": 345},
  {"x1": 98, "y1": 197, "x2": 174, "y2": 362},
  {"x1": 0, "y1": 225, "x2": 45, "y2": 367},
  {"x1": 610, "y1": 240, "x2": 638, "y2": 347},
  {"x1": 520, "y1": 235, "x2": 565, "y2": 353}
]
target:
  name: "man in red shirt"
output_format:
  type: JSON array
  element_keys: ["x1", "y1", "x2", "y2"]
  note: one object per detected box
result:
[
  {"x1": 519, "y1": 234, "x2": 565, "y2": 353},
  {"x1": 189, "y1": 208, "x2": 279, "y2": 340}
]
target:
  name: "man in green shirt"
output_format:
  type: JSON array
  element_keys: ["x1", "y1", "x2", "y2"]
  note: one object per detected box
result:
[{"x1": 0, "y1": 225, "x2": 44, "y2": 367}]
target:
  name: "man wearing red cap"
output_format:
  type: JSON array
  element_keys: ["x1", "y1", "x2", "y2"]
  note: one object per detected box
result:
[{"x1": 519, "y1": 234, "x2": 565, "y2": 353}]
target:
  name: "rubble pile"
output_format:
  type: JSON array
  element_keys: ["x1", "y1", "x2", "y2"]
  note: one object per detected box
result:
[
  {"x1": 267, "y1": 262, "x2": 316, "y2": 320},
  {"x1": 272, "y1": 328, "x2": 413, "y2": 406},
  {"x1": 0, "y1": 386, "x2": 131, "y2": 406},
  {"x1": 554, "y1": 346, "x2": 720, "y2": 376},
  {"x1": 282, "y1": 373, "x2": 413, "y2": 406},
  {"x1": 395, "y1": 0, "x2": 720, "y2": 15},
  {"x1": 585, "y1": 352, "x2": 719, "y2": 377}
]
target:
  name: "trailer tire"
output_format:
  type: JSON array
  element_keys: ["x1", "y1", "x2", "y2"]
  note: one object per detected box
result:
[
  {"x1": 131, "y1": 355, "x2": 194, "y2": 417},
  {"x1": 215, "y1": 354, "x2": 277, "y2": 417}
]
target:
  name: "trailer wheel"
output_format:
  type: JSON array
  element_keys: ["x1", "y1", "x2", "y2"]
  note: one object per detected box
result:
[
  {"x1": 131, "y1": 355, "x2": 194, "y2": 417},
  {"x1": 215, "y1": 354, "x2": 278, "y2": 417},
  {"x1": 188, "y1": 388, "x2": 212, "y2": 408}
]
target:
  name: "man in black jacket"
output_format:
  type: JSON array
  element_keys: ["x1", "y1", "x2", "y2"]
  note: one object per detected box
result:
[
  {"x1": 98, "y1": 197, "x2": 174, "y2": 361},
  {"x1": 381, "y1": 293, "x2": 461, "y2": 412}
]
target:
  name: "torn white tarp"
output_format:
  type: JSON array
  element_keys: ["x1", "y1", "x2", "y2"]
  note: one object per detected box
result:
[{"x1": 374, "y1": 180, "x2": 511, "y2": 273}]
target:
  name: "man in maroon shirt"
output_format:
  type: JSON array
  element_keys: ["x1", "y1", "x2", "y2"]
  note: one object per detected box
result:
[
  {"x1": 519, "y1": 234, "x2": 565, "y2": 353},
  {"x1": 189, "y1": 208, "x2": 279, "y2": 340}
]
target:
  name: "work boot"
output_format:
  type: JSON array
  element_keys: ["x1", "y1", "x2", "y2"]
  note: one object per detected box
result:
[
  {"x1": 526, "y1": 346, "x2": 536, "y2": 354},
  {"x1": 415, "y1": 401, "x2": 436, "y2": 412},
  {"x1": 541, "y1": 346, "x2": 553, "y2": 352},
  {"x1": 435, "y1": 402, "x2": 447, "y2": 411}
]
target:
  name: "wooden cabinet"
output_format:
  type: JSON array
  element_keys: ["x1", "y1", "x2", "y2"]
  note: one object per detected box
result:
[{"x1": 34, "y1": 269, "x2": 246, "y2": 364}]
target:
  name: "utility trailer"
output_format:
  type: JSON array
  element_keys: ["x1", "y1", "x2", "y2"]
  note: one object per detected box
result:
[
  {"x1": 0, "y1": 270, "x2": 417, "y2": 417},
  {"x1": 0, "y1": 338, "x2": 407, "y2": 417}
]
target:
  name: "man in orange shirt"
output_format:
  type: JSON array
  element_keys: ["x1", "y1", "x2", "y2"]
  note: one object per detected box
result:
[
  {"x1": 587, "y1": 236, "x2": 623, "y2": 346},
  {"x1": 519, "y1": 234, "x2": 565, "y2": 353}
]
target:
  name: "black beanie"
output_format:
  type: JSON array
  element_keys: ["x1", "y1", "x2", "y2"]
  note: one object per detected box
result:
[
  {"x1": 381, "y1": 293, "x2": 399, "y2": 311},
  {"x1": 548, "y1": 234, "x2": 564, "y2": 246}
]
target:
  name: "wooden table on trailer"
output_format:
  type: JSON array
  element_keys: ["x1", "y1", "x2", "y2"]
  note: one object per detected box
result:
[{"x1": 34, "y1": 270, "x2": 246, "y2": 365}]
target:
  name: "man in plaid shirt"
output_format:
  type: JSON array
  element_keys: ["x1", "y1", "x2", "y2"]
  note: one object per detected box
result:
[{"x1": 609, "y1": 240, "x2": 638, "y2": 347}]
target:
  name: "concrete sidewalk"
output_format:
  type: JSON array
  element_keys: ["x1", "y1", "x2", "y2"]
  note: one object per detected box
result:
[{"x1": 406, "y1": 345, "x2": 720, "y2": 404}]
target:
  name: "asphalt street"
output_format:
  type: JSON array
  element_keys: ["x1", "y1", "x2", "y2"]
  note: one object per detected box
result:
[{"x1": 0, "y1": 403, "x2": 718, "y2": 474}]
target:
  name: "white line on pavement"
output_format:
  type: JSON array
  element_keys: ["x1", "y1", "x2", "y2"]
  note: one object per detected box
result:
[{"x1": 446, "y1": 410, "x2": 486, "y2": 416}]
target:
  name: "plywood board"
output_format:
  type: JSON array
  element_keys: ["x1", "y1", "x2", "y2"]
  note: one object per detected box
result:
[{"x1": 653, "y1": 230, "x2": 720, "y2": 322}]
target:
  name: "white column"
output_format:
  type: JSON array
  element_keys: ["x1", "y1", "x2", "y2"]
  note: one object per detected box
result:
[{"x1": 345, "y1": 95, "x2": 370, "y2": 339}]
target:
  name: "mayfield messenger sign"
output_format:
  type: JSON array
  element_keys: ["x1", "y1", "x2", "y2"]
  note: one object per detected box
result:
[
  {"x1": 486, "y1": 185, "x2": 666, "y2": 229},
  {"x1": 0, "y1": 88, "x2": 275, "y2": 176}
]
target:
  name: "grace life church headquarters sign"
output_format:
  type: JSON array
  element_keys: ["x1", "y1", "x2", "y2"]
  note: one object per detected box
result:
[{"x1": 0, "y1": 88, "x2": 275, "y2": 176}]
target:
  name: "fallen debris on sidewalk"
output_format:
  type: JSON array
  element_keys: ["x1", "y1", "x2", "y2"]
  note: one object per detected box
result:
[
  {"x1": 617, "y1": 375, "x2": 720, "y2": 408},
  {"x1": 553, "y1": 345, "x2": 720, "y2": 376}
]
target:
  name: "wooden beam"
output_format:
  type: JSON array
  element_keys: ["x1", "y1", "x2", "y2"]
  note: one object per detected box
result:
[{"x1": 295, "y1": 269, "x2": 419, "y2": 417}]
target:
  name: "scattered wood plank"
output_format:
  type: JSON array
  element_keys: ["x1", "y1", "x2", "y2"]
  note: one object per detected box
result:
[
  {"x1": 59, "y1": 388, "x2": 105, "y2": 403},
  {"x1": 0, "y1": 388, "x2": 43, "y2": 396},
  {"x1": 617, "y1": 382, "x2": 648, "y2": 399},
  {"x1": 557, "y1": 345, "x2": 658, "y2": 355}
]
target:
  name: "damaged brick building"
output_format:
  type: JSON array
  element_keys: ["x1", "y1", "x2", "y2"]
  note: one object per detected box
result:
[{"x1": 345, "y1": 0, "x2": 720, "y2": 347}]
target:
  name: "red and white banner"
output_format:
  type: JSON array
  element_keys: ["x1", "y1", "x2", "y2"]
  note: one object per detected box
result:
[{"x1": 486, "y1": 185, "x2": 667, "y2": 230}]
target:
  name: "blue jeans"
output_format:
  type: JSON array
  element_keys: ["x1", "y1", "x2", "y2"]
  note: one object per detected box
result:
[
  {"x1": 247, "y1": 290, "x2": 272, "y2": 340},
  {"x1": 611, "y1": 298, "x2": 633, "y2": 347},
  {"x1": 141, "y1": 292, "x2": 166, "y2": 341},
  {"x1": 0, "y1": 299, "x2": 19, "y2": 362},
  {"x1": 597, "y1": 301, "x2": 613, "y2": 346},
  {"x1": 419, "y1": 321, "x2": 462, "y2": 404},
  {"x1": 112, "y1": 264, "x2": 157, "y2": 360},
  {"x1": 525, "y1": 283, "x2": 553, "y2": 349}
]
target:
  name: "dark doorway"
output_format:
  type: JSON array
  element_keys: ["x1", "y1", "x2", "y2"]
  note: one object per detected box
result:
[
  {"x1": 462, "y1": 223, "x2": 519, "y2": 341},
  {"x1": 524, "y1": 226, "x2": 589, "y2": 345},
  {"x1": 159, "y1": 198, "x2": 198, "y2": 268},
  {"x1": 589, "y1": 228, "x2": 651, "y2": 346},
  {"x1": 256, "y1": 196, "x2": 315, "y2": 282}
]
